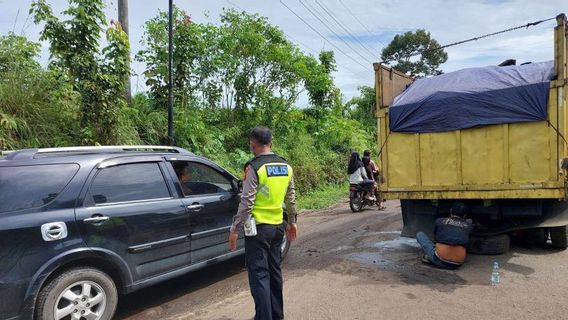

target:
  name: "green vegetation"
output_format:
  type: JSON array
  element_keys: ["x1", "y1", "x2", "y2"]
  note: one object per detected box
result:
[
  {"x1": 0, "y1": 32, "x2": 80, "y2": 149},
  {"x1": 297, "y1": 183, "x2": 347, "y2": 210},
  {"x1": 381, "y1": 29, "x2": 448, "y2": 77},
  {"x1": 1, "y1": 1, "x2": 379, "y2": 207},
  {"x1": 31, "y1": 0, "x2": 131, "y2": 144}
]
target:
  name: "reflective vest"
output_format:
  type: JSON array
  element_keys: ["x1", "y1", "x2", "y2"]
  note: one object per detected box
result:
[{"x1": 247, "y1": 154, "x2": 293, "y2": 225}]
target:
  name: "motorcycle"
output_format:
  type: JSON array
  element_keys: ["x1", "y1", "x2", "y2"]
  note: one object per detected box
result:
[{"x1": 349, "y1": 184, "x2": 379, "y2": 212}]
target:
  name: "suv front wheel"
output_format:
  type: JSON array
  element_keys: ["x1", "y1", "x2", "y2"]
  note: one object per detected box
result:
[{"x1": 35, "y1": 267, "x2": 118, "y2": 320}]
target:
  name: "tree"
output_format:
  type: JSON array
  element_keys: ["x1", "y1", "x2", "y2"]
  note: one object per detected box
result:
[
  {"x1": 347, "y1": 85, "x2": 376, "y2": 129},
  {"x1": 31, "y1": 0, "x2": 131, "y2": 145},
  {"x1": 137, "y1": 7, "x2": 201, "y2": 109},
  {"x1": 137, "y1": 8, "x2": 332, "y2": 118},
  {"x1": 304, "y1": 50, "x2": 337, "y2": 111},
  {"x1": 381, "y1": 29, "x2": 448, "y2": 77}
]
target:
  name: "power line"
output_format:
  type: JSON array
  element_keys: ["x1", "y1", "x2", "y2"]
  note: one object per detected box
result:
[
  {"x1": 227, "y1": 0, "x2": 370, "y2": 79},
  {"x1": 314, "y1": 0, "x2": 378, "y2": 61},
  {"x1": 285, "y1": 32, "x2": 321, "y2": 55},
  {"x1": 429, "y1": 17, "x2": 556, "y2": 54},
  {"x1": 296, "y1": 0, "x2": 375, "y2": 66},
  {"x1": 225, "y1": 0, "x2": 246, "y2": 12},
  {"x1": 386, "y1": 16, "x2": 557, "y2": 64},
  {"x1": 279, "y1": 0, "x2": 371, "y2": 72},
  {"x1": 337, "y1": 0, "x2": 388, "y2": 49},
  {"x1": 296, "y1": 0, "x2": 374, "y2": 61},
  {"x1": 12, "y1": 8, "x2": 19, "y2": 33},
  {"x1": 226, "y1": 1, "x2": 317, "y2": 54},
  {"x1": 298, "y1": 0, "x2": 368, "y2": 58}
]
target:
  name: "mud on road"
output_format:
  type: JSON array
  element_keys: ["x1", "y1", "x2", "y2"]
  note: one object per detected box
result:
[{"x1": 117, "y1": 200, "x2": 568, "y2": 320}]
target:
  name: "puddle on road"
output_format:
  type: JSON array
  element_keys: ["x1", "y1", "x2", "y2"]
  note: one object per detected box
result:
[
  {"x1": 329, "y1": 231, "x2": 467, "y2": 287},
  {"x1": 334, "y1": 231, "x2": 421, "y2": 271},
  {"x1": 345, "y1": 251, "x2": 402, "y2": 270},
  {"x1": 370, "y1": 237, "x2": 420, "y2": 251},
  {"x1": 365, "y1": 231, "x2": 402, "y2": 236}
]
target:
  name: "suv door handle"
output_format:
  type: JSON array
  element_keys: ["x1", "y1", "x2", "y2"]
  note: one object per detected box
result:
[
  {"x1": 83, "y1": 215, "x2": 110, "y2": 224},
  {"x1": 187, "y1": 204, "x2": 204, "y2": 212}
]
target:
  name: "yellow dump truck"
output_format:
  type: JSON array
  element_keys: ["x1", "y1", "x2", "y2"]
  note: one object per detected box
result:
[{"x1": 374, "y1": 14, "x2": 568, "y2": 253}]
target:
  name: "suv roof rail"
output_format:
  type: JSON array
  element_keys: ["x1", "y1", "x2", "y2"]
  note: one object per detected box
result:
[{"x1": 2, "y1": 145, "x2": 193, "y2": 160}]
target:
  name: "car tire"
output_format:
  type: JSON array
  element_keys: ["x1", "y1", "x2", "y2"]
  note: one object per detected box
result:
[
  {"x1": 467, "y1": 234, "x2": 510, "y2": 255},
  {"x1": 550, "y1": 226, "x2": 568, "y2": 249},
  {"x1": 35, "y1": 267, "x2": 118, "y2": 320}
]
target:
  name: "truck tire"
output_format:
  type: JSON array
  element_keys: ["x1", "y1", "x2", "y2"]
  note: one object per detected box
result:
[
  {"x1": 550, "y1": 226, "x2": 568, "y2": 249},
  {"x1": 524, "y1": 228, "x2": 548, "y2": 247},
  {"x1": 35, "y1": 267, "x2": 118, "y2": 320},
  {"x1": 468, "y1": 234, "x2": 510, "y2": 255}
]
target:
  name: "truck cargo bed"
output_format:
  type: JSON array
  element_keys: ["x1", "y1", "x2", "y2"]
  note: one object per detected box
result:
[{"x1": 374, "y1": 15, "x2": 568, "y2": 201}]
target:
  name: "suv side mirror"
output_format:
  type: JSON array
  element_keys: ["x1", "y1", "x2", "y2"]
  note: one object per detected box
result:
[{"x1": 233, "y1": 179, "x2": 243, "y2": 192}]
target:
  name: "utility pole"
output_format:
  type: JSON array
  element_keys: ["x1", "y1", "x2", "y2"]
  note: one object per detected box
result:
[
  {"x1": 118, "y1": 0, "x2": 132, "y2": 104},
  {"x1": 167, "y1": 0, "x2": 174, "y2": 145}
]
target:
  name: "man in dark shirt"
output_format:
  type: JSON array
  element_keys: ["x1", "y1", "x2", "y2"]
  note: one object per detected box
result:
[{"x1": 416, "y1": 202, "x2": 473, "y2": 269}]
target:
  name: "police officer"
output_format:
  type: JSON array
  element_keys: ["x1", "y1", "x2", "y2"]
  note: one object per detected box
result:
[{"x1": 228, "y1": 126, "x2": 298, "y2": 320}]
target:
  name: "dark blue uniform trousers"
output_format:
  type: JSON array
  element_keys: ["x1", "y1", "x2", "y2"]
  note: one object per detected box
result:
[{"x1": 245, "y1": 223, "x2": 285, "y2": 320}]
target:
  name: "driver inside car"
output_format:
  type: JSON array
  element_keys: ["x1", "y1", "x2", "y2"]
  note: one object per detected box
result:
[{"x1": 173, "y1": 162, "x2": 193, "y2": 196}]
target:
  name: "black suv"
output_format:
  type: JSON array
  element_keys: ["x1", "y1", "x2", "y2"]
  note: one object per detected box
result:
[{"x1": 0, "y1": 146, "x2": 290, "y2": 320}]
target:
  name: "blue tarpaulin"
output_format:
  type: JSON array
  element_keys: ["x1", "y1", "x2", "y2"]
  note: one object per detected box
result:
[{"x1": 389, "y1": 61, "x2": 555, "y2": 133}]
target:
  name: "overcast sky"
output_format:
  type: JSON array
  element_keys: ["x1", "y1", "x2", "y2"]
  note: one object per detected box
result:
[{"x1": 1, "y1": 0, "x2": 565, "y2": 105}]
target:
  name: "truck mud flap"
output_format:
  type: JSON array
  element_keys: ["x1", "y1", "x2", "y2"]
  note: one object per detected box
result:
[{"x1": 400, "y1": 200, "x2": 441, "y2": 238}]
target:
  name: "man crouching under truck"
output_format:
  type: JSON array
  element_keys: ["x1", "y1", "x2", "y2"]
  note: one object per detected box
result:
[{"x1": 416, "y1": 202, "x2": 473, "y2": 269}]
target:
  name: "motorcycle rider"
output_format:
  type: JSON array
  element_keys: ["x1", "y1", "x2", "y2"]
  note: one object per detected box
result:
[
  {"x1": 348, "y1": 152, "x2": 375, "y2": 200},
  {"x1": 362, "y1": 150, "x2": 385, "y2": 210}
]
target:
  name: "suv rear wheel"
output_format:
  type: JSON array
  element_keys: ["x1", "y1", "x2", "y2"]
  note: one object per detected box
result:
[{"x1": 35, "y1": 267, "x2": 118, "y2": 320}]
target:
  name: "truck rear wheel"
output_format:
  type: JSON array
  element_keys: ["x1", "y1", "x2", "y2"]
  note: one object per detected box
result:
[
  {"x1": 524, "y1": 228, "x2": 548, "y2": 247},
  {"x1": 550, "y1": 226, "x2": 568, "y2": 249},
  {"x1": 468, "y1": 234, "x2": 510, "y2": 255}
]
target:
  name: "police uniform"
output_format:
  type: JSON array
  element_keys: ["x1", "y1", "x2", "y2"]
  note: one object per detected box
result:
[{"x1": 230, "y1": 153, "x2": 297, "y2": 320}]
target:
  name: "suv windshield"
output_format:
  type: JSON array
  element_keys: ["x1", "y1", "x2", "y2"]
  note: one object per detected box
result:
[{"x1": 0, "y1": 164, "x2": 79, "y2": 213}]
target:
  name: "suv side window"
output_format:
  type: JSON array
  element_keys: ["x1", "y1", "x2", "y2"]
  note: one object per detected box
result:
[
  {"x1": 88, "y1": 163, "x2": 171, "y2": 205},
  {"x1": 171, "y1": 161, "x2": 233, "y2": 196},
  {"x1": 0, "y1": 164, "x2": 79, "y2": 213}
]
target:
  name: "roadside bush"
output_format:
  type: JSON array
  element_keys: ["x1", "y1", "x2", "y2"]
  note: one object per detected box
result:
[{"x1": 0, "y1": 33, "x2": 80, "y2": 150}]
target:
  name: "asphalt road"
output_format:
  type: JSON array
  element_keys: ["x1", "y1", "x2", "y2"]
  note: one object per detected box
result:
[{"x1": 116, "y1": 200, "x2": 568, "y2": 320}]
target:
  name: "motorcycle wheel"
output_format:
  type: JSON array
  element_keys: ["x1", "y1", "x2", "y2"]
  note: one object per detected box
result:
[{"x1": 349, "y1": 191, "x2": 365, "y2": 212}]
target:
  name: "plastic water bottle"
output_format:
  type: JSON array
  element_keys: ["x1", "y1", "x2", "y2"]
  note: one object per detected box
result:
[{"x1": 490, "y1": 261, "x2": 500, "y2": 286}]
